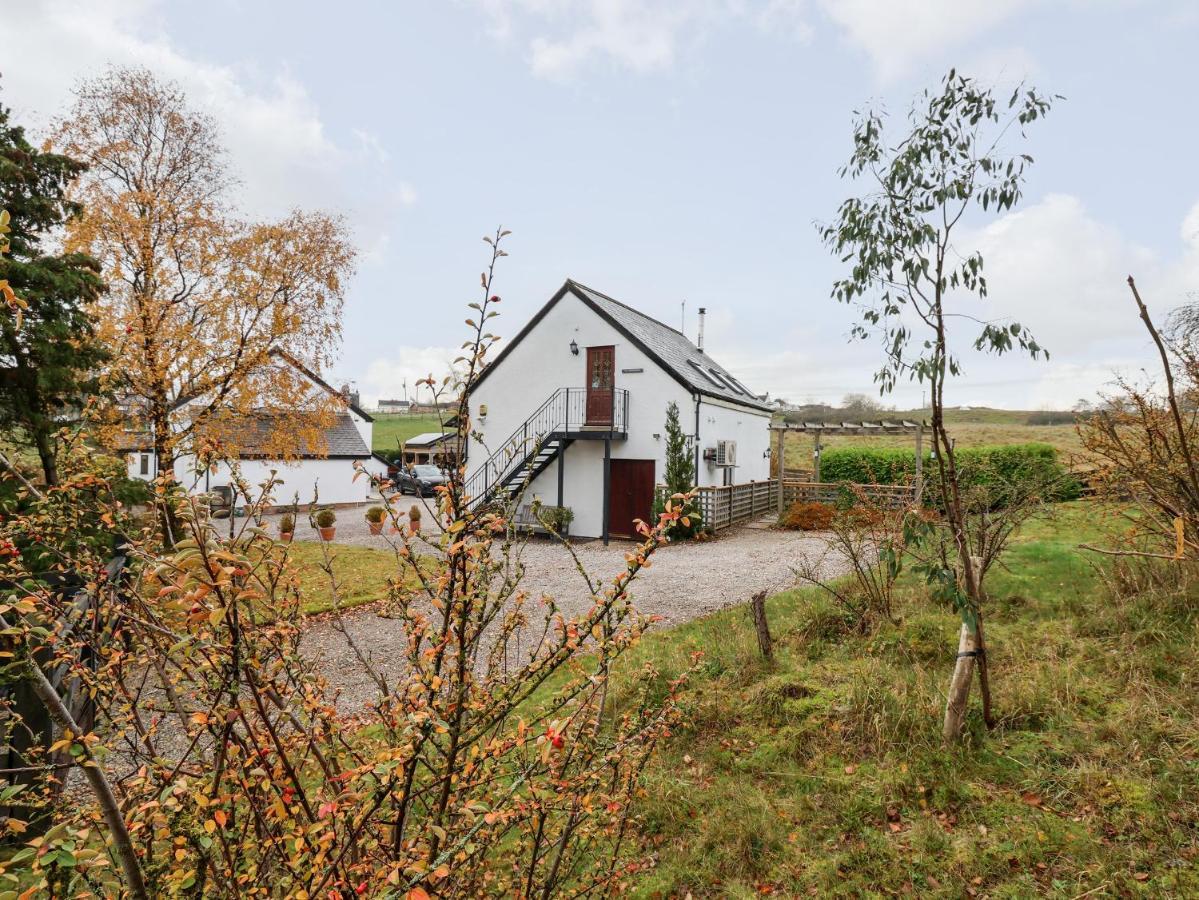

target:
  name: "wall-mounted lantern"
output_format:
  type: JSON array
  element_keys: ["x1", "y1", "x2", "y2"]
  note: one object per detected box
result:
[{"x1": 569, "y1": 339, "x2": 579, "y2": 356}]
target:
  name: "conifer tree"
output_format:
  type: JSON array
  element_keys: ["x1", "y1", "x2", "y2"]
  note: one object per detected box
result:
[
  {"x1": 659, "y1": 400, "x2": 702, "y2": 538},
  {"x1": 0, "y1": 101, "x2": 106, "y2": 486}
]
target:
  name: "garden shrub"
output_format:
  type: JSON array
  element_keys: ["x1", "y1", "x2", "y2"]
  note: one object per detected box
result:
[
  {"x1": 779, "y1": 500, "x2": 835, "y2": 531},
  {"x1": 817, "y1": 443, "x2": 1081, "y2": 507}
]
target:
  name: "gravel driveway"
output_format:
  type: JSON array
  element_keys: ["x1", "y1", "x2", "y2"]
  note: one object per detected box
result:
[{"x1": 298, "y1": 518, "x2": 847, "y2": 712}]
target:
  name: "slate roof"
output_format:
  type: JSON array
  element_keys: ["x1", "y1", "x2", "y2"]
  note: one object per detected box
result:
[
  {"x1": 212, "y1": 411, "x2": 370, "y2": 459},
  {"x1": 109, "y1": 412, "x2": 371, "y2": 460},
  {"x1": 472, "y1": 279, "x2": 771, "y2": 412}
]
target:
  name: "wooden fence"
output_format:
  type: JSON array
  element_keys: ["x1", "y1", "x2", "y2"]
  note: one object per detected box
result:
[
  {"x1": 663, "y1": 477, "x2": 918, "y2": 534},
  {"x1": 781, "y1": 480, "x2": 917, "y2": 509},
  {"x1": 689, "y1": 480, "x2": 779, "y2": 531}
]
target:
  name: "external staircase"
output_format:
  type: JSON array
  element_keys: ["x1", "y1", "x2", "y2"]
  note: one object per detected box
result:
[{"x1": 464, "y1": 387, "x2": 628, "y2": 507}]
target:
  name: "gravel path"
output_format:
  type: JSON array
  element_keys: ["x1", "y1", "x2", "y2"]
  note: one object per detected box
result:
[{"x1": 297, "y1": 519, "x2": 847, "y2": 712}]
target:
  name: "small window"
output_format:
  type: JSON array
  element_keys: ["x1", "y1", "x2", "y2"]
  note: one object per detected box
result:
[
  {"x1": 706, "y1": 367, "x2": 737, "y2": 390},
  {"x1": 724, "y1": 375, "x2": 752, "y2": 397},
  {"x1": 687, "y1": 360, "x2": 724, "y2": 388},
  {"x1": 139, "y1": 453, "x2": 150, "y2": 476}
]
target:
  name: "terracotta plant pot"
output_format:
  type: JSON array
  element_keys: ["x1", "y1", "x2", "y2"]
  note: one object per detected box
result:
[
  {"x1": 279, "y1": 532, "x2": 293, "y2": 544},
  {"x1": 318, "y1": 526, "x2": 336, "y2": 542},
  {"x1": 368, "y1": 521, "x2": 384, "y2": 535}
]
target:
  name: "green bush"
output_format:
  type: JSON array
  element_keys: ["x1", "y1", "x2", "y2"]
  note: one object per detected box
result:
[{"x1": 818, "y1": 443, "x2": 1080, "y2": 507}]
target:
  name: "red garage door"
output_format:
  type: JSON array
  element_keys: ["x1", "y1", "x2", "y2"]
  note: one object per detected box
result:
[{"x1": 609, "y1": 459, "x2": 655, "y2": 539}]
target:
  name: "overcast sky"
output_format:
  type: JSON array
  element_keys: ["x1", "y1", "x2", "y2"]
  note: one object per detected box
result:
[{"x1": 4, "y1": 0, "x2": 1198, "y2": 409}]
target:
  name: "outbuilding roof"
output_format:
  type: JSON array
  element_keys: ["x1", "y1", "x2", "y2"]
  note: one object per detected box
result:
[
  {"x1": 404, "y1": 432, "x2": 454, "y2": 447},
  {"x1": 472, "y1": 279, "x2": 771, "y2": 412},
  {"x1": 110, "y1": 412, "x2": 371, "y2": 460}
]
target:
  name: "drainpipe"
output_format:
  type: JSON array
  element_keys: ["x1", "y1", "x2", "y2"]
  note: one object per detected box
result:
[
  {"x1": 693, "y1": 393, "x2": 702, "y2": 488},
  {"x1": 602, "y1": 436, "x2": 611, "y2": 546}
]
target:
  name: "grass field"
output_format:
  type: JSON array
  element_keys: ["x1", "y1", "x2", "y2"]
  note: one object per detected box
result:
[
  {"x1": 370, "y1": 413, "x2": 450, "y2": 454},
  {"x1": 273, "y1": 499, "x2": 1197, "y2": 895},
  {"x1": 782, "y1": 407, "x2": 1087, "y2": 471},
  {"x1": 606, "y1": 502, "x2": 1199, "y2": 896}
]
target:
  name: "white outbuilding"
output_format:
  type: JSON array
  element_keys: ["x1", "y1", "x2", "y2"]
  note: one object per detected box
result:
[
  {"x1": 118, "y1": 353, "x2": 385, "y2": 509},
  {"x1": 465, "y1": 280, "x2": 772, "y2": 541}
]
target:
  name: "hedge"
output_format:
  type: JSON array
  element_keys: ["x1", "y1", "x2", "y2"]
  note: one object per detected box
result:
[{"x1": 817, "y1": 443, "x2": 1081, "y2": 506}]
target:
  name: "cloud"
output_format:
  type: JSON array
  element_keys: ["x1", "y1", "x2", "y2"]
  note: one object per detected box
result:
[
  {"x1": 0, "y1": 0, "x2": 411, "y2": 222},
  {"x1": 717, "y1": 193, "x2": 1199, "y2": 410},
  {"x1": 478, "y1": 0, "x2": 811, "y2": 80},
  {"x1": 814, "y1": 0, "x2": 1038, "y2": 80},
  {"x1": 359, "y1": 348, "x2": 467, "y2": 407},
  {"x1": 526, "y1": 1, "x2": 711, "y2": 80},
  {"x1": 395, "y1": 182, "x2": 418, "y2": 207},
  {"x1": 474, "y1": 0, "x2": 1047, "y2": 82},
  {"x1": 353, "y1": 128, "x2": 391, "y2": 165}
]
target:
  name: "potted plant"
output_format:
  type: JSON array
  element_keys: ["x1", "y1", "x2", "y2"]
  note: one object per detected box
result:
[
  {"x1": 408, "y1": 504, "x2": 422, "y2": 534},
  {"x1": 315, "y1": 508, "x2": 337, "y2": 541},
  {"x1": 365, "y1": 505, "x2": 386, "y2": 535},
  {"x1": 278, "y1": 513, "x2": 295, "y2": 544},
  {"x1": 540, "y1": 505, "x2": 573, "y2": 536}
]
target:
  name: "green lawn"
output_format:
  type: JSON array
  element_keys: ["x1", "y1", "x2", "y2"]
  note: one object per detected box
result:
[
  {"x1": 280, "y1": 502, "x2": 1198, "y2": 895},
  {"x1": 287, "y1": 540, "x2": 423, "y2": 614},
  {"x1": 371, "y1": 413, "x2": 451, "y2": 454},
  {"x1": 613, "y1": 501, "x2": 1199, "y2": 897}
]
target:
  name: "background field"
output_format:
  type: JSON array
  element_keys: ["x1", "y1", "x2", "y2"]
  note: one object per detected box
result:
[
  {"x1": 369, "y1": 413, "x2": 450, "y2": 454},
  {"x1": 781, "y1": 407, "x2": 1086, "y2": 472}
]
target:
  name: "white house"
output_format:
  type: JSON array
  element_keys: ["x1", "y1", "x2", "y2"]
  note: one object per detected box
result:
[
  {"x1": 465, "y1": 280, "x2": 772, "y2": 541},
  {"x1": 119, "y1": 353, "x2": 386, "y2": 508}
]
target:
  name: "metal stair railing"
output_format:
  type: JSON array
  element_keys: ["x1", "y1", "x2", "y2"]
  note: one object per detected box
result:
[{"x1": 464, "y1": 387, "x2": 629, "y2": 506}]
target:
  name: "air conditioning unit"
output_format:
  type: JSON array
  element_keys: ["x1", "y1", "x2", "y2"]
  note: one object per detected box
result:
[{"x1": 716, "y1": 440, "x2": 737, "y2": 467}]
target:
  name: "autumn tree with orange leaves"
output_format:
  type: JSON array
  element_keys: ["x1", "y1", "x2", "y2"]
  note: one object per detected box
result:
[
  {"x1": 0, "y1": 229, "x2": 692, "y2": 899},
  {"x1": 56, "y1": 68, "x2": 354, "y2": 524}
]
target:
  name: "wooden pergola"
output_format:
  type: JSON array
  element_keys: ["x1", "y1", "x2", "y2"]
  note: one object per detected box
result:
[{"x1": 769, "y1": 420, "x2": 927, "y2": 513}]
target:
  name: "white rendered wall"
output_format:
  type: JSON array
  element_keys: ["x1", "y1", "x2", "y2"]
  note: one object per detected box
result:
[
  {"x1": 694, "y1": 397, "x2": 773, "y2": 487},
  {"x1": 466, "y1": 290, "x2": 771, "y2": 538},
  {"x1": 174, "y1": 456, "x2": 376, "y2": 507}
]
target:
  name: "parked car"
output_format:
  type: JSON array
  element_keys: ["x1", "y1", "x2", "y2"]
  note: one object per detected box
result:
[{"x1": 396, "y1": 464, "x2": 447, "y2": 497}]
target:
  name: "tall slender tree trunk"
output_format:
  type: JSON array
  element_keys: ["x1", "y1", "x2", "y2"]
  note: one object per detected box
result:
[
  {"x1": 152, "y1": 406, "x2": 178, "y2": 546},
  {"x1": 942, "y1": 556, "x2": 990, "y2": 740},
  {"x1": 929, "y1": 303, "x2": 992, "y2": 743},
  {"x1": 32, "y1": 426, "x2": 58, "y2": 488}
]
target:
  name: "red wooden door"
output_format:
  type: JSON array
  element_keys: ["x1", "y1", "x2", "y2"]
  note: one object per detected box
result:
[
  {"x1": 609, "y1": 459, "x2": 655, "y2": 539},
  {"x1": 586, "y1": 345, "x2": 615, "y2": 426}
]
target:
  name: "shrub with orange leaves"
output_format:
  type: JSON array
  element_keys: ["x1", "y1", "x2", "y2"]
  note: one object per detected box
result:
[
  {"x1": 778, "y1": 500, "x2": 836, "y2": 531},
  {"x1": 0, "y1": 230, "x2": 692, "y2": 898}
]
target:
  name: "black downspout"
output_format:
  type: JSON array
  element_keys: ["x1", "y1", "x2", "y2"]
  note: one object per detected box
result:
[
  {"x1": 602, "y1": 436, "x2": 611, "y2": 546},
  {"x1": 693, "y1": 394, "x2": 702, "y2": 487},
  {"x1": 556, "y1": 441, "x2": 565, "y2": 508}
]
